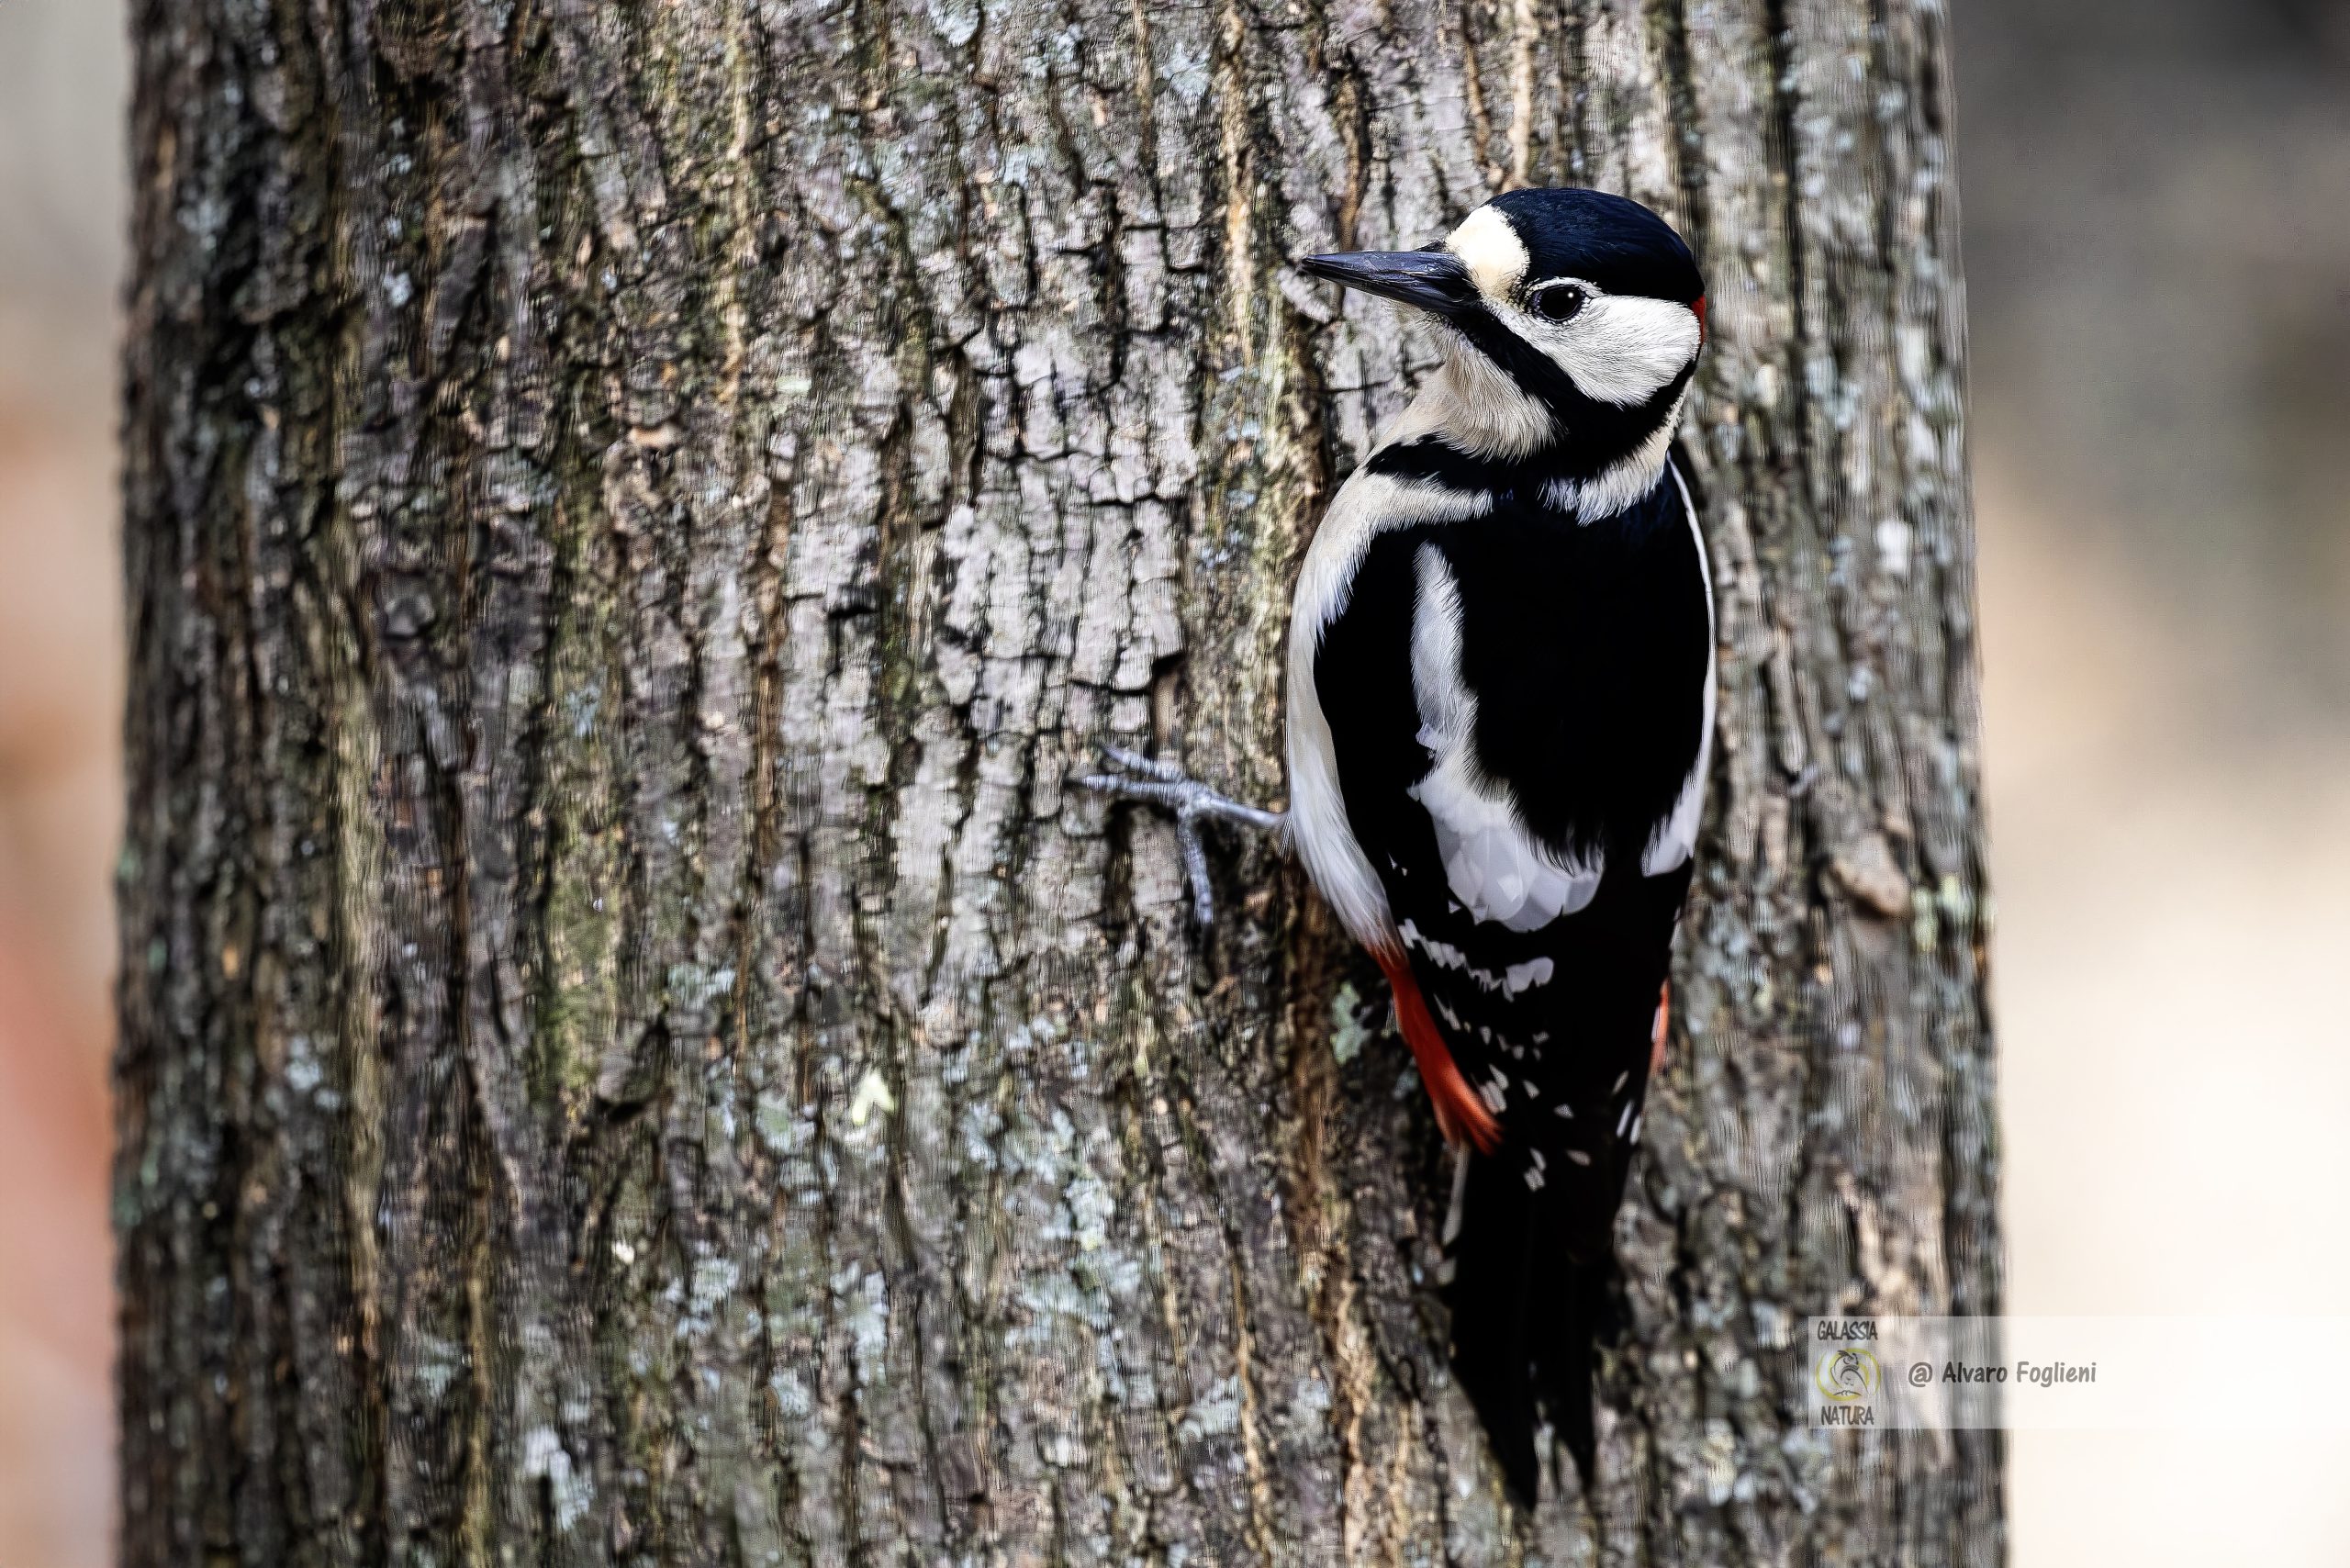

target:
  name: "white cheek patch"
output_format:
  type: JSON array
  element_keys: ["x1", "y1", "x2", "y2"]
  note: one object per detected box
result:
[
  {"x1": 1445, "y1": 207, "x2": 1529, "y2": 298},
  {"x1": 1528, "y1": 288, "x2": 1702, "y2": 408}
]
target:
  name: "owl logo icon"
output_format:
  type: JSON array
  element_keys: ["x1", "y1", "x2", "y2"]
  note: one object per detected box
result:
[{"x1": 1816, "y1": 1347, "x2": 1881, "y2": 1403}]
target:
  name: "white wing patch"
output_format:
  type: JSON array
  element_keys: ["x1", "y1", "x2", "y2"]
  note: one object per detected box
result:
[
  {"x1": 1404, "y1": 544, "x2": 1602, "y2": 931},
  {"x1": 1641, "y1": 461, "x2": 1717, "y2": 876}
]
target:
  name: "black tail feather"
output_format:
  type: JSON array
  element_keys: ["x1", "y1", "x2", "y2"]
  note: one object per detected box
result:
[
  {"x1": 1540, "y1": 1254, "x2": 1618, "y2": 1490},
  {"x1": 1446, "y1": 1151, "x2": 1621, "y2": 1504},
  {"x1": 1447, "y1": 1150, "x2": 1541, "y2": 1501}
]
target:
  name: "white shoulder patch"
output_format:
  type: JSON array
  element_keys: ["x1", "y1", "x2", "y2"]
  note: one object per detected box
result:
[
  {"x1": 1641, "y1": 461, "x2": 1717, "y2": 877},
  {"x1": 1404, "y1": 544, "x2": 1601, "y2": 931},
  {"x1": 1286, "y1": 470, "x2": 1493, "y2": 956}
]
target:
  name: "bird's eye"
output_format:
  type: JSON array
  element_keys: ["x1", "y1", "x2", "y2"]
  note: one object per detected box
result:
[{"x1": 1529, "y1": 284, "x2": 1587, "y2": 323}]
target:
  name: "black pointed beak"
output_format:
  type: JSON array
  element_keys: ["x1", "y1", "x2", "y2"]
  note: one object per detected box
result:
[{"x1": 1296, "y1": 249, "x2": 1475, "y2": 316}]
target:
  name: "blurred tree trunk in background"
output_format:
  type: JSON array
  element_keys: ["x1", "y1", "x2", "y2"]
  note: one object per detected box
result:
[{"x1": 116, "y1": 0, "x2": 1998, "y2": 1561}]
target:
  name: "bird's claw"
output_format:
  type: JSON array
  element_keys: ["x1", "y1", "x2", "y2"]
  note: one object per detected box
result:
[
  {"x1": 1080, "y1": 745, "x2": 1286, "y2": 926},
  {"x1": 1097, "y1": 744, "x2": 1187, "y2": 783}
]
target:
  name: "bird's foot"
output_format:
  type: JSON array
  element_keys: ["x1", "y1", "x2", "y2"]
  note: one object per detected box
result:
[{"x1": 1079, "y1": 745, "x2": 1287, "y2": 925}]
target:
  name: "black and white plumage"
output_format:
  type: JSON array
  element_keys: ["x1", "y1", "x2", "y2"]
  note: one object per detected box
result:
[
  {"x1": 1083, "y1": 186, "x2": 1713, "y2": 1502},
  {"x1": 1287, "y1": 189, "x2": 1714, "y2": 1499}
]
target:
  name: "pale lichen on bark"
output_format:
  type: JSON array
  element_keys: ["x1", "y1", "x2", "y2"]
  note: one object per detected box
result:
[{"x1": 118, "y1": 0, "x2": 1998, "y2": 1562}]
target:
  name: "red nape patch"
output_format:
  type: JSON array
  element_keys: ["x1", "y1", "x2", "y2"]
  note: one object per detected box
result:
[
  {"x1": 1375, "y1": 952, "x2": 1503, "y2": 1155},
  {"x1": 1694, "y1": 295, "x2": 1709, "y2": 343}
]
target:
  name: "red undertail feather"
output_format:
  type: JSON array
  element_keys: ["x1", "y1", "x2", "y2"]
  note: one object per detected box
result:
[
  {"x1": 1376, "y1": 950, "x2": 1503, "y2": 1154},
  {"x1": 1651, "y1": 980, "x2": 1671, "y2": 1076}
]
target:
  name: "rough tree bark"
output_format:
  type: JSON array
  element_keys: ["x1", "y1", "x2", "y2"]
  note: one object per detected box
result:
[{"x1": 117, "y1": 0, "x2": 1998, "y2": 1561}]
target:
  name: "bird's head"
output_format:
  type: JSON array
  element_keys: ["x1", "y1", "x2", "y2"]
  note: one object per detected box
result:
[{"x1": 1301, "y1": 188, "x2": 1707, "y2": 471}]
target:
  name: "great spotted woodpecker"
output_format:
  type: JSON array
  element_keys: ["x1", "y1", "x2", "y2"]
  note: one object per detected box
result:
[{"x1": 1086, "y1": 187, "x2": 1712, "y2": 1501}]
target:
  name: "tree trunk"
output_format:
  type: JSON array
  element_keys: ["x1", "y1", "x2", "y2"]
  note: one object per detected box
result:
[{"x1": 116, "y1": 0, "x2": 1998, "y2": 1560}]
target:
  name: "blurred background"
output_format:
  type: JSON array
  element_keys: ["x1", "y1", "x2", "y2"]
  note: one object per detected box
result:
[
  {"x1": 2, "y1": 0, "x2": 2344, "y2": 1562},
  {"x1": 1965, "y1": 5, "x2": 2350, "y2": 1562},
  {"x1": 0, "y1": 2, "x2": 130, "y2": 1563}
]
